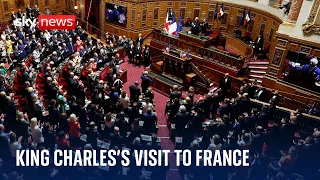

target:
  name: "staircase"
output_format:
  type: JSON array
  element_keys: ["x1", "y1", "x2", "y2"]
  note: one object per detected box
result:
[{"x1": 248, "y1": 59, "x2": 269, "y2": 84}]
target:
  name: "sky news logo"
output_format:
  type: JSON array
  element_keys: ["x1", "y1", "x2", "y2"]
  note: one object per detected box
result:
[{"x1": 13, "y1": 15, "x2": 76, "y2": 30}]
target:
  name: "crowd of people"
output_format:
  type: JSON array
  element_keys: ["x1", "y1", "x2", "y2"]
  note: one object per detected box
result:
[{"x1": 0, "y1": 5, "x2": 319, "y2": 180}]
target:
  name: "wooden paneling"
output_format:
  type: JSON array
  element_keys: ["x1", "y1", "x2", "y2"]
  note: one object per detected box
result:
[
  {"x1": 102, "y1": 0, "x2": 282, "y2": 47},
  {"x1": 0, "y1": 0, "x2": 65, "y2": 22}
]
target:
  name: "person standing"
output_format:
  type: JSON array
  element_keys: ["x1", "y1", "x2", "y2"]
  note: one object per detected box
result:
[
  {"x1": 253, "y1": 34, "x2": 264, "y2": 60},
  {"x1": 129, "y1": 81, "x2": 141, "y2": 103},
  {"x1": 144, "y1": 46, "x2": 151, "y2": 67},
  {"x1": 136, "y1": 33, "x2": 144, "y2": 46},
  {"x1": 191, "y1": 17, "x2": 200, "y2": 35},
  {"x1": 135, "y1": 42, "x2": 142, "y2": 67},
  {"x1": 141, "y1": 71, "x2": 152, "y2": 94},
  {"x1": 128, "y1": 41, "x2": 135, "y2": 64},
  {"x1": 219, "y1": 73, "x2": 232, "y2": 97}
]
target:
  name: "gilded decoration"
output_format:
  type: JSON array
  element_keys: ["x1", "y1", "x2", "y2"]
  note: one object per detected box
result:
[{"x1": 303, "y1": 0, "x2": 320, "y2": 34}]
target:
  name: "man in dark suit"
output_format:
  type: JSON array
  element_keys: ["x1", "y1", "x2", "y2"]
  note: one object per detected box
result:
[
  {"x1": 143, "y1": 46, "x2": 151, "y2": 67},
  {"x1": 253, "y1": 34, "x2": 264, "y2": 59},
  {"x1": 13, "y1": 46, "x2": 21, "y2": 61},
  {"x1": 168, "y1": 9, "x2": 175, "y2": 21},
  {"x1": 170, "y1": 85, "x2": 181, "y2": 101},
  {"x1": 245, "y1": 108, "x2": 258, "y2": 133},
  {"x1": 33, "y1": 5, "x2": 40, "y2": 18},
  {"x1": 174, "y1": 105, "x2": 192, "y2": 136},
  {"x1": 136, "y1": 33, "x2": 144, "y2": 46},
  {"x1": 26, "y1": 5, "x2": 32, "y2": 17},
  {"x1": 219, "y1": 73, "x2": 232, "y2": 96},
  {"x1": 129, "y1": 81, "x2": 141, "y2": 103},
  {"x1": 250, "y1": 126, "x2": 265, "y2": 156},
  {"x1": 17, "y1": 9, "x2": 23, "y2": 19},
  {"x1": 218, "y1": 98, "x2": 232, "y2": 118},
  {"x1": 191, "y1": 17, "x2": 200, "y2": 35},
  {"x1": 128, "y1": 41, "x2": 135, "y2": 64},
  {"x1": 110, "y1": 126, "x2": 125, "y2": 147},
  {"x1": 200, "y1": 18, "x2": 209, "y2": 35},
  {"x1": 247, "y1": 79, "x2": 258, "y2": 98},
  {"x1": 135, "y1": 42, "x2": 142, "y2": 66},
  {"x1": 141, "y1": 71, "x2": 152, "y2": 94}
]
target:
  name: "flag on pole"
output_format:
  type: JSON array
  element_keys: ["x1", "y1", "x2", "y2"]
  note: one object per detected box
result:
[
  {"x1": 219, "y1": 4, "x2": 224, "y2": 19},
  {"x1": 214, "y1": 2, "x2": 218, "y2": 20},
  {"x1": 240, "y1": 8, "x2": 246, "y2": 25},
  {"x1": 244, "y1": 10, "x2": 251, "y2": 26},
  {"x1": 168, "y1": 15, "x2": 177, "y2": 35},
  {"x1": 176, "y1": 16, "x2": 183, "y2": 34},
  {"x1": 164, "y1": 12, "x2": 170, "y2": 33}
]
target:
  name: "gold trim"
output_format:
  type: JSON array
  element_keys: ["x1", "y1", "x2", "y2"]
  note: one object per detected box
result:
[{"x1": 302, "y1": 0, "x2": 320, "y2": 34}]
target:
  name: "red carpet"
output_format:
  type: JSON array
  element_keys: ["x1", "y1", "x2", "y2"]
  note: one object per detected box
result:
[{"x1": 120, "y1": 57, "x2": 199, "y2": 180}]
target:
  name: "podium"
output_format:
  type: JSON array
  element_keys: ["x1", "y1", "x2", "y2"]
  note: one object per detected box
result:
[
  {"x1": 178, "y1": 31, "x2": 215, "y2": 48},
  {"x1": 162, "y1": 50, "x2": 192, "y2": 82}
]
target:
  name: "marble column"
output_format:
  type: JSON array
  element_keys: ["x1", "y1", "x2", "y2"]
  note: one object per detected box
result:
[
  {"x1": 258, "y1": 0, "x2": 270, "y2": 6},
  {"x1": 286, "y1": 0, "x2": 303, "y2": 24},
  {"x1": 99, "y1": 0, "x2": 106, "y2": 38}
]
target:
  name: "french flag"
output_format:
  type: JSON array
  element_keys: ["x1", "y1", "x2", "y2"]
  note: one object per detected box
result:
[
  {"x1": 244, "y1": 10, "x2": 251, "y2": 25},
  {"x1": 219, "y1": 4, "x2": 224, "y2": 18},
  {"x1": 168, "y1": 15, "x2": 177, "y2": 35},
  {"x1": 164, "y1": 12, "x2": 170, "y2": 33}
]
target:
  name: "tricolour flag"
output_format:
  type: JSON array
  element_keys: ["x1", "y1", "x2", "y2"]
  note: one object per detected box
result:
[
  {"x1": 168, "y1": 15, "x2": 177, "y2": 35},
  {"x1": 244, "y1": 10, "x2": 251, "y2": 26},
  {"x1": 176, "y1": 16, "x2": 183, "y2": 34},
  {"x1": 214, "y1": 2, "x2": 218, "y2": 20},
  {"x1": 164, "y1": 12, "x2": 170, "y2": 33},
  {"x1": 240, "y1": 8, "x2": 246, "y2": 25},
  {"x1": 219, "y1": 4, "x2": 224, "y2": 19}
]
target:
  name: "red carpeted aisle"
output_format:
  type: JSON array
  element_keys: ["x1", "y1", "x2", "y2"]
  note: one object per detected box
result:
[{"x1": 120, "y1": 57, "x2": 192, "y2": 180}]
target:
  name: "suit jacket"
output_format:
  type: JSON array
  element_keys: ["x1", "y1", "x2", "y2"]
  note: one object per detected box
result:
[
  {"x1": 219, "y1": 77, "x2": 232, "y2": 92},
  {"x1": 191, "y1": 20, "x2": 200, "y2": 34},
  {"x1": 170, "y1": 90, "x2": 181, "y2": 101},
  {"x1": 218, "y1": 104, "x2": 232, "y2": 118},
  {"x1": 135, "y1": 46, "x2": 142, "y2": 57},
  {"x1": 174, "y1": 112, "x2": 192, "y2": 135},
  {"x1": 141, "y1": 75, "x2": 152, "y2": 88},
  {"x1": 128, "y1": 45, "x2": 135, "y2": 57},
  {"x1": 129, "y1": 85, "x2": 141, "y2": 100},
  {"x1": 136, "y1": 37, "x2": 144, "y2": 46},
  {"x1": 254, "y1": 37, "x2": 264, "y2": 51},
  {"x1": 144, "y1": 48, "x2": 151, "y2": 58}
]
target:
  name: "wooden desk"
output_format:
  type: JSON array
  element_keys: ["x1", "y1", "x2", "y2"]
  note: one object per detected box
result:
[
  {"x1": 178, "y1": 31, "x2": 215, "y2": 48},
  {"x1": 163, "y1": 51, "x2": 192, "y2": 81},
  {"x1": 224, "y1": 34, "x2": 253, "y2": 57}
]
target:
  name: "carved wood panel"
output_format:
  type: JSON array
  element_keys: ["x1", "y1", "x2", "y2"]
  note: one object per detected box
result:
[
  {"x1": 272, "y1": 48, "x2": 284, "y2": 66},
  {"x1": 194, "y1": 9, "x2": 200, "y2": 18},
  {"x1": 154, "y1": 8, "x2": 159, "y2": 19}
]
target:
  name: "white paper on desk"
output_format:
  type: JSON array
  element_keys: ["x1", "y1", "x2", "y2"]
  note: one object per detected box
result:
[
  {"x1": 175, "y1": 137, "x2": 183, "y2": 143},
  {"x1": 171, "y1": 124, "x2": 176, "y2": 129},
  {"x1": 141, "y1": 134, "x2": 152, "y2": 141}
]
